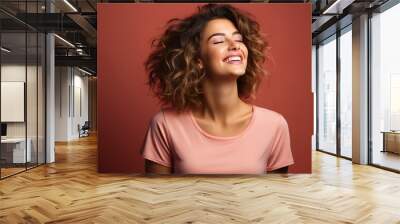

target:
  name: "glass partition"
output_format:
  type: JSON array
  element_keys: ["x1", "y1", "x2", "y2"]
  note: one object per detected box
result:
[
  {"x1": 0, "y1": 1, "x2": 46, "y2": 179},
  {"x1": 317, "y1": 35, "x2": 337, "y2": 155},
  {"x1": 1, "y1": 30, "x2": 28, "y2": 177},
  {"x1": 38, "y1": 32, "x2": 45, "y2": 165},
  {"x1": 27, "y1": 30, "x2": 38, "y2": 170}
]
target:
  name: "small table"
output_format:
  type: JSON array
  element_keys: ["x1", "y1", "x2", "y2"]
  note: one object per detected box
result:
[
  {"x1": 381, "y1": 131, "x2": 400, "y2": 154},
  {"x1": 1, "y1": 138, "x2": 32, "y2": 164}
]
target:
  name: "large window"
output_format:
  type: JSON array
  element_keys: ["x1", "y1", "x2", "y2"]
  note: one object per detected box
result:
[
  {"x1": 339, "y1": 27, "x2": 352, "y2": 158},
  {"x1": 317, "y1": 35, "x2": 337, "y2": 154},
  {"x1": 316, "y1": 25, "x2": 353, "y2": 159},
  {"x1": 371, "y1": 2, "x2": 400, "y2": 171}
]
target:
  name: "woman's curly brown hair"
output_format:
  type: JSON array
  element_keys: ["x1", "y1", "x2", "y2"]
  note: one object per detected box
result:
[{"x1": 145, "y1": 4, "x2": 268, "y2": 112}]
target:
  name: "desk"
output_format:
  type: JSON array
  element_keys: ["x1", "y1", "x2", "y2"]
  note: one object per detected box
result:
[
  {"x1": 381, "y1": 131, "x2": 400, "y2": 154},
  {"x1": 1, "y1": 138, "x2": 31, "y2": 163}
]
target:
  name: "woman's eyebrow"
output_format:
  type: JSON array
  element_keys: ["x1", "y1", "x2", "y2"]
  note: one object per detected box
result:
[{"x1": 207, "y1": 31, "x2": 241, "y2": 41}]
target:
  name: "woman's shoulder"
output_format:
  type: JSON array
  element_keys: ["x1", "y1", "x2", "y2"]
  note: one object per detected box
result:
[
  {"x1": 253, "y1": 105, "x2": 288, "y2": 127},
  {"x1": 150, "y1": 107, "x2": 188, "y2": 124}
]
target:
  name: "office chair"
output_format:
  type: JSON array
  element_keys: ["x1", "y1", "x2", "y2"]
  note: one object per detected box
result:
[{"x1": 79, "y1": 121, "x2": 90, "y2": 138}]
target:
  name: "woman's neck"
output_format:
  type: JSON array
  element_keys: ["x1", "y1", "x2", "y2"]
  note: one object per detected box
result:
[{"x1": 196, "y1": 77, "x2": 247, "y2": 125}]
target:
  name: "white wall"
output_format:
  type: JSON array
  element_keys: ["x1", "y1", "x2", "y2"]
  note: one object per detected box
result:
[
  {"x1": 55, "y1": 66, "x2": 70, "y2": 141},
  {"x1": 55, "y1": 66, "x2": 89, "y2": 141},
  {"x1": 72, "y1": 73, "x2": 89, "y2": 138}
]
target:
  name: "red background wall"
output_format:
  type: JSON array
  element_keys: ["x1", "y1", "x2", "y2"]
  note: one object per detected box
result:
[{"x1": 97, "y1": 3, "x2": 312, "y2": 173}]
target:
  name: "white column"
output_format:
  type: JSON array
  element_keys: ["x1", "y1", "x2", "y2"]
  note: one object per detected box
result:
[
  {"x1": 46, "y1": 1, "x2": 55, "y2": 163},
  {"x1": 46, "y1": 33, "x2": 55, "y2": 163},
  {"x1": 352, "y1": 14, "x2": 369, "y2": 164},
  {"x1": 55, "y1": 67, "x2": 74, "y2": 141}
]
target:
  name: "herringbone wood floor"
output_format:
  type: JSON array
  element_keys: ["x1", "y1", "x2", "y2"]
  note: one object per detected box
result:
[{"x1": 1, "y1": 134, "x2": 400, "y2": 223}]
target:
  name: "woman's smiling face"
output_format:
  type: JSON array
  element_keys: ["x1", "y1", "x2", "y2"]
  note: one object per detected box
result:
[{"x1": 198, "y1": 18, "x2": 248, "y2": 79}]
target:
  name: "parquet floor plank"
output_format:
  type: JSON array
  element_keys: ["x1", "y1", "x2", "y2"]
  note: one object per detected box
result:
[{"x1": 1, "y1": 134, "x2": 400, "y2": 223}]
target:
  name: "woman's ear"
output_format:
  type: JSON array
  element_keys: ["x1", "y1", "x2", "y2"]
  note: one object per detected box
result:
[{"x1": 197, "y1": 59, "x2": 204, "y2": 70}]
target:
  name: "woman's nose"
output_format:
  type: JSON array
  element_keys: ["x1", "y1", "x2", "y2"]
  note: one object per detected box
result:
[{"x1": 228, "y1": 40, "x2": 240, "y2": 50}]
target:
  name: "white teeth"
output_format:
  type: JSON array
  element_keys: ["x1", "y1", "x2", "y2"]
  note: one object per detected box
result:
[{"x1": 225, "y1": 56, "x2": 241, "y2": 62}]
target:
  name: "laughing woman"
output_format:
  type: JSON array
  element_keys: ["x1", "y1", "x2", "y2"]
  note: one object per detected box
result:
[{"x1": 141, "y1": 4, "x2": 294, "y2": 174}]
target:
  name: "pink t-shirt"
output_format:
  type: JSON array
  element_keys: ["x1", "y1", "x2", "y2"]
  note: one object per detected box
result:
[{"x1": 140, "y1": 105, "x2": 294, "y2": 174}]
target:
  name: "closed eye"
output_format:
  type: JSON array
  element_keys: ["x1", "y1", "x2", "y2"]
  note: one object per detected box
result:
[
  {"x1": 213, "y1": 40, "x2": 242, "y2": 44},
  {"x1": 235, "y1": 37, "x2": 243, "y2": 42}
]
